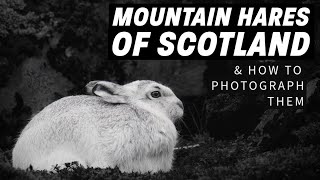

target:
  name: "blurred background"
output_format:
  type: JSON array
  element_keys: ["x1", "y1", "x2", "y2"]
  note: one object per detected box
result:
[{"x1": 0, "y1": 0, "x2": 320, "y2": 154}]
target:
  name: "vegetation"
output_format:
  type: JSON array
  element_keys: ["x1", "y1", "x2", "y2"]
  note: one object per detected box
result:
[{"x1": 1, "y1": 134, "x2": 320, "y2": 179}]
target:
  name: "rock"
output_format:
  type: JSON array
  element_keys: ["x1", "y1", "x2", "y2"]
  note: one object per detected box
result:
[
  {"x1": 0, "y1": 57, "x2": 74, "y2": 113},
  {"x1": 254, "y1": 108, "x2": 309, "y2": 149},
  {"x1": 206, "y1": 93, "x2": 264, "y2": 139},
  {"x1": 123, "y1": 60, "x2": 206, "y2": 97},
  {"x1": 307, "y1": 78, "x2": 320, "y2": 102},
  {"x1": 306, "y1": 78, "x2": 320, "y2": 113},
  {"x1": 253, "y1": 77, "x2": 320, "y2": 149},
  {"x1": 255, "y1": 109, "x2": 279, "y2": 134},
  {"x1": 47, "y1": 45, "x2": 107, "y2": 87},
  {"x1": 206, "y1": 94, "x2": 244, "y2": 113}
]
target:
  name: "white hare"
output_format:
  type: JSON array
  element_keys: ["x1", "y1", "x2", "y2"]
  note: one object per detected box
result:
[{"x1": 12, "y1": 80, "x2": 184, "y2": 173}]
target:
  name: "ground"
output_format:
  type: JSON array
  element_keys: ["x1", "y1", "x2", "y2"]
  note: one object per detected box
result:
[{"x1": 1, "y1": 135, "x2": 319, "y2": 180}]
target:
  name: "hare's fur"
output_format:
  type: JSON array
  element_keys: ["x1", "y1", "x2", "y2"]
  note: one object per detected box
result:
[{"x1": 12, "y1": 80, "x2": 183, "y2": 173}]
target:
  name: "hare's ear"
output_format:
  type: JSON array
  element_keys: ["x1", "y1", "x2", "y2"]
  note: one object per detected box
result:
[
  {"x1": 92, "y1": 81, "x2": 127, "y2": 104},
  {"x1": 85, "y1": 80, "x2": 100, "y2": 95}
]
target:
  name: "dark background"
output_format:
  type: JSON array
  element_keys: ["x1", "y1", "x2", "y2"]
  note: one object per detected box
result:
[{"x1": 1, "y1": 0, "x2": 320, "y2": 179}]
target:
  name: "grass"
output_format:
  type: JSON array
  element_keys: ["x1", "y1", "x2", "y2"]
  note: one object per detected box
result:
[
  {"x1": 1, "y1": 135, "x2": 319, "y2": 180},
  {"x1": 178, "y1": 101, "x2": 210, "y2": 143}
]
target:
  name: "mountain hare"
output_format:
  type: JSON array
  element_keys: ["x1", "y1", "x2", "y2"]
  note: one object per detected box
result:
[{"x1": 12, "y1": 80, "x2": 184, "y2": 173}]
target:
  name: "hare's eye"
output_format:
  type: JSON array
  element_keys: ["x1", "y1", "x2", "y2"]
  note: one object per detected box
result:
[{"x1": 151, "y1": 91, "x2": 161, "y2": 98}]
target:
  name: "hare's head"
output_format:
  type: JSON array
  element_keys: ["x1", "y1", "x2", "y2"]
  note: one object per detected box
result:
[{"x1": 86, "y1": 80, "x2": 184, "y2": 122}]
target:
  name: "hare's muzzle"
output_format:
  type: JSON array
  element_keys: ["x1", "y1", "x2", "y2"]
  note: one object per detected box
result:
[{"x1": 177, "y1": 100, "x2": 184, "y2": 111}]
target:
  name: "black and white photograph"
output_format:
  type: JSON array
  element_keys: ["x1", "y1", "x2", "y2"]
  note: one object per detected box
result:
[{"x1": 0, "y1": 0, "x2": 320, "y2": 179}]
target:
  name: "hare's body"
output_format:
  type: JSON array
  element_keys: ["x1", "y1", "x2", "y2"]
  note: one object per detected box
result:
[{"x1": 13, "y1": 93, "x2": 179, "y2": 172}]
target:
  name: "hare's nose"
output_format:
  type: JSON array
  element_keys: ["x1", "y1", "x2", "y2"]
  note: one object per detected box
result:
[{"x1": 177, "y1": 100, "x2": 184, "y2": 110}]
